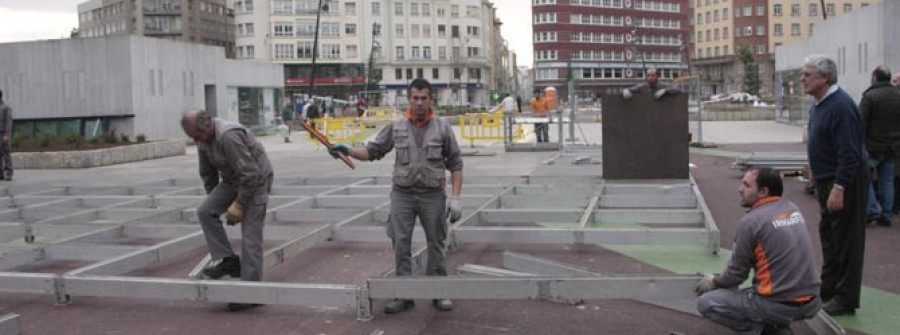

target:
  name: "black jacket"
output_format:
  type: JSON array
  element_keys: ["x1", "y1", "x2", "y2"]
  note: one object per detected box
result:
[{"x1": 860, "y1": 82, "x2": 900, "y2": 157}]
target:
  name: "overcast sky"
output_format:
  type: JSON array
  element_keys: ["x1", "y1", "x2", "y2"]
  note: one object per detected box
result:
[{"x1": 0, "y1": 0, "x2": 533, "y2": 66}]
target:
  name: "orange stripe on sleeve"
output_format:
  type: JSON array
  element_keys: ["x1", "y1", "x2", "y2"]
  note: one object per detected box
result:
[{"x1": 754, "y1": 242, "x2": 773, "y2": 296}]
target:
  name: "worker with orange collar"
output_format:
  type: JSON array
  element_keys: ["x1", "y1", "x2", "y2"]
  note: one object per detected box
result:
[{"x1": 329, "y1": 78, "x2": 464, "y2": 314}]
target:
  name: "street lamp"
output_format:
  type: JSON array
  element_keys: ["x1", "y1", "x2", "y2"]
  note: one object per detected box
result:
[{"x1": 307, "y1": 0, "x2": 330, "y2": 99}]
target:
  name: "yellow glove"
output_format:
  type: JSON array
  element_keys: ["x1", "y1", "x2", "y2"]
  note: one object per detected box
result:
[{"x1": 226, "y1": 202, "x2": 244, "y2": 226}]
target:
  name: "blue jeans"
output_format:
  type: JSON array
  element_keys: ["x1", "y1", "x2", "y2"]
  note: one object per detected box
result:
[{"x1": 867, "y1": 156, "x2": 894, "y2": 221}]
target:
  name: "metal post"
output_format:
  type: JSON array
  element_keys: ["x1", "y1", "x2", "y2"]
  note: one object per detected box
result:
[
  {"x1": 567, "y1": 79, "x2": 576, "y2": 142},
  {"x1": 307, "y1": 0, "x2": 327, "y2": 99}
]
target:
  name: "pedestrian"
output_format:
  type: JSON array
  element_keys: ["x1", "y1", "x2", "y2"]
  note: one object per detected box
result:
[
  {"x1": 501, "y1": 93, "x2": 517, "y2": 114},
  {"x1": 281, "y1": 100, "x2": 294, "y2": 143},
  {"x1": 0, "y1": 89, "x2": 12, "y2": 181},
  {"x1": 180, "y1": 109, "x2": 274, "y2": 312},
  {"x1": 861, "y1": 66, "x2": 900, "y2": 227},
  {"x1": 893, "y1": 71, "x2": 900, "y2": 217},
  {"x1": 802, "y1": 55, "x2": 868, "y2": 316},
  {"x1": 696, "y1": 167, "x2": 821, "y2": 334},
  {"x1": 327, "y1": 78, "x2": 464, "y2": 314},
  {"x1": 357, "y1": 96, "x2": 368, "y2": 118},
  {"x1": 531, "y1": 90, "x2": 550, "y2": 143},
  {"x1": 515, "y1": 95, "x2": 523, "y2": 113},
  {"x1": 622, "y1": 67, "x2": 680, "y2": 100}
]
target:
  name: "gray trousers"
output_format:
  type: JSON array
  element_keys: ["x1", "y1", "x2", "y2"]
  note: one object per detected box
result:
[
  {"x1": 697, "y1": 288, "x2": 821, "y2": 334},
  {"x1": 0, "y1": 140, "x2": 11, "y2": 179},
  {"x1": 388, "y1": 190, "x2": 447, "y2": 277},
  {"x1": 196, "y1": 182, "x2": 269, "y2": 281}
]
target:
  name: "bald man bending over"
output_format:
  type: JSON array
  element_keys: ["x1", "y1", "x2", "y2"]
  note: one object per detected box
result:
[{"x1": 181, "y1": 110, "x2": 273, "y2": 312}]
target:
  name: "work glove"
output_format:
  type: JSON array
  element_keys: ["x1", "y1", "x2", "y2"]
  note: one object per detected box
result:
[
  {"x1": 448, "y1": 196, "x2": 462, "y2": 223},
  {"x1": 695, "y1": 273, "x2": 717, "y2": 296},
  {"x1": 328, "y1": 143, "x2": 350, "y2": 159},
  {"x1": 654, "y1": 89, "x2": 667, "y2": 100},
  {"x1": 622, "y1": 89, "x2": 633, "y2": 100},
  {"x1": 225, "y1": 201, "x2": 244, "y2": 226}
]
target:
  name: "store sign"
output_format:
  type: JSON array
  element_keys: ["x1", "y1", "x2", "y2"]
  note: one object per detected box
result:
[{"x1": 285, "y1": 77, "x2": 366, "y2": 85}]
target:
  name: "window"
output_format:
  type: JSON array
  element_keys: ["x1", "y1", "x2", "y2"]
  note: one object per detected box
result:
[
  {"x1": 536, "y1": 69, "x2": 558, "y2": 80},
  {"x1": 273, "y1": 22, "x2": 293, "y2": 36},
  {"x1": 422, "y1": 3, "x2": 431, "y2": 16},
  {"x1": 345, "y1": 23, "x2": 356, "y2": 35},
  {"x1": 346, "y1": 45, "x2": 358, "y2": 58},
  {"x1": 395, "y1": 69, "x2": 402, "y2": 80},
  {"x1": 320, "y1": 44, "x2": 339, "y2": 59},
  {"x1": 411, "y1": 46, "x2": 420, "y2": 59},
  {"x1": 411, "y1": 24, "x2": 419, "y2": 38},
  {"x1": 395, "y1": 2, "x2": 403, "y2": 15},
  {"x1": 297, "y1": 42, "x2": 314, "y2": 58},
  {"x1": 706, "y1": 12, "x2": 710, "y2": 23},
  {"x1": 774, "y1": 23, "x2": 783, "y2": 36},
  {"x1": 697, "y1": 13, "x2": 701, "y2": 25},
  {"x1": 437, "y1": 7, "x2": 445, "y2": 17},
  {"x1": 396, "y1": 46, "x2": 405, "y2": 60},
  {"x1": 372, "y1": 2, "x2": 381, "y2": 15},
  {"x1": 697, "y1": 31, "x2": 702, "y2": 41},
  {"x1": 756, "y1": 44, "x2": 765, "y2": 54},
  {"x1": 451, "y1": 25, "x2": 460, "y2": 38},
  {"x1": 423, "y1": 25, "x2": 431, "y2": 38},
  {"x1": 844, "y1": 4, "x2": 852, "y2": 12},
  {"x1": 410, "y1": 3, "x2": 419, "y2": 16},
  {"x1": 345, "y1": 2, "x2": 356, "y2": 15},
  {"x1": 791, "y1": 4, "x2": 800, "y2": 16},
  {"x1": 439, "y1": 46, "x2": 447, "y2": 60},
  {"x1": 395, "y1": 24, "x2": 404, "y2": 37},
  {"x1": 438, "y1": 25, "x2": 446, "y2": 38},
  {"x1": 274, "y1": 43, "x2": 293, "y2": 59},
  {"x1": 742, "y1": 5, "x2": 751, "y2": 16},
  {"x1": 535, "y1": 12, "x2": 557, "y2": 23},
  {"x1": 756, "y1": 25, "x2": 765, "y2": 35},
  {"x1": 773, "y1": 4, "x2": 781, "y2": 16},
  {"x1": 467, "y1": 26, "x2": 479, "y2": 37},
  {"x1": 454, "y1": 68, "x2": 462, "y2": 79},
  {"x1": 321, "y1": 23, "x2": 340, "y2": 37},
  {"x1": 744, "y1": 26, "x2": 752, "y2": 36},
  {"x1": 723, "y1": 45, "x2": 729, "y2": 55},
  {"x1": 423, "y1": 46, "x2": 431, "y2": 59},
  {"x1": 406, "y1": 69, "x2": 413, "y2": 79},
  {"x1": 723, "y1": 27, "x2": 728, "y2": 38},
  {"x1": 246, "y1": 45, "x2": 255, "y2": 58},
  {"x1": 826, "y1": 4, "x2": 834, "y2": 16},
  {"x1": 714, "y1": 28, "x2": 719, "y2": 40},
  {"x1": 809, "y1": 4, "x2": 817, "y2": 16},
  {"x1": 714, "y1": 46, "x2": 720, "y2": 56},
  {"x1": 809, "y1": 23, "x2": 814, "y2": 36},
  {"x1": 705, "y1": 30, "x2": 710, "y2": 41},
  {"x1": 791, "y1": 23, "x2": 800, "y2": 35},
  {"x1": 756, "y1": 5, "x2": 764, "y2": 16},
  {"x1": 273, "y1": 0, "x2": 292, "y2": 15},
  {"x1": 714, "y1": 10, "x2": 719, "y2": 22},
  {"x1": 723, "y1": 8, "x2": 728, "y2": 19},
  {"x1": 467, "y1": 47, "x2": 479, "y2": 57},
  {"x1": 452, "y1": 47, "x2": 460, "y2": 59},
  {"x1": 451, "y1": 4, "x2": 459, "y2": 18},
  {"x1": 432, "y1": 68, "x2": 439, "y2": 79},
  {"x1": 466, "y1": 5, "x2": 479, "y2": 18}
]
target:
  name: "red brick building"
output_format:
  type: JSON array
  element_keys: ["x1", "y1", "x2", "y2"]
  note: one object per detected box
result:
[{"x1": 532, "y1": 0, "x2": 690, "y2": 100}]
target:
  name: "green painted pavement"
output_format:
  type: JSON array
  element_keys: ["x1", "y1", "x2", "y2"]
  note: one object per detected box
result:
[{"x1": 603, "y1": 244, "x2": 900, "y2": 334}]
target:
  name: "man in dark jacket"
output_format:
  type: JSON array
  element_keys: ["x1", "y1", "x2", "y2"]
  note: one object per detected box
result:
[
  {"x1": 861, "y1": 66, "x2": 900, "y2": 226},
  {"x1": 0, "y1": 89, "x2": 12, "y2": 181},
  {"x1": 802, "y1": 55, "x2": 868, "y2": 316}
]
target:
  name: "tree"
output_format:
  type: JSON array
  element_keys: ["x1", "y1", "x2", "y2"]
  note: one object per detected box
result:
[{"x1": 737, "y1": 44, "x2": 760, "y2": 97}]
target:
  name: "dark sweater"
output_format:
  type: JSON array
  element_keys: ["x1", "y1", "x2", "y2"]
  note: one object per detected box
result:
[{"x1": 807, "y1": 87, "x2": 866, "y2": 187}]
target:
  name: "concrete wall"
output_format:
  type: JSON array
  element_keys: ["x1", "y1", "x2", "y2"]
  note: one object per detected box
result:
[
  {"x1": 775, "y1": 2, "x2": 898, "y2": 104},
  {"x1": 0, "y1": 36, "x2": 284, "y2": 140}
]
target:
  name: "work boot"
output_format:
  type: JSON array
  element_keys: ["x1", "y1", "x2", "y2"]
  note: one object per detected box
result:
[
  {"x1": 822, "y1": 299, "x2": 855, "y2": 316},
  {"x1": 202, "y1": 256, "x2": 241, "y2": 279},
  {"x1": 384, "y1": 299, "x2": 415, "y2": 314},
  {"x1": 432, "y1": 299, "x2": 453, "y2": 311},
  {"x1": 227, "y1": 303, "x2": 262, "y2": 312}
]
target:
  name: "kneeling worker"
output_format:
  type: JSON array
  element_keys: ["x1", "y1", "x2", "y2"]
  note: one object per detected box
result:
[
  {"x1": 696, "y1": 167, "x2": 821, "y2": 334},
  {"x1": 328, "y1": 78, "x2": 464, "y2": 314}
]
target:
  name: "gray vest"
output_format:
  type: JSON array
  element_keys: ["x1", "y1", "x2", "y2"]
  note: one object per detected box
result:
[{"x1": 392, "y1": 117, "x2": 447, "y2": 189}]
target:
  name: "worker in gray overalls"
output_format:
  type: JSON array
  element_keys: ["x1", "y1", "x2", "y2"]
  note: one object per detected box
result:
[
  {"x1": 180, "y1": 109, "x2": 273, "y2": 312},
  {"x1": 329, "y1": 78, "x2": 464, "y2": 314}
]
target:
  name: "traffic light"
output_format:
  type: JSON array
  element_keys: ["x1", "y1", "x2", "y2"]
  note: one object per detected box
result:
[{"x1": 492, "y1": 92, "x2": 500, "y2": 102}]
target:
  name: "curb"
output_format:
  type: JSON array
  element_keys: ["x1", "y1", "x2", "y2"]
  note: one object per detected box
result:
[{"x1": 12, "y1": 139, "x2": 186, "y2": 169}]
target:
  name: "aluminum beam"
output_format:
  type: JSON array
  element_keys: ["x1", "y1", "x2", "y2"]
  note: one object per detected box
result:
[
  {"x1": 263, "y1": 224, "x2": 333, "y2": 270},
  {"x1": 0, "y1": 313, "x2": 20, "y2": 335},
  {"x1": 0, "y1": 272, "x2": 57, "y2": 294},
  {"x1": 453, "y1": 227, "x2": 710, "y2": 245},
  {"x1": 592, "y1": 209, "x2": 704, "y2": 225},
  {"x1": 44, "y1": 245, "x2": 145, "y2": 261},
  {"x1": 63, "y1": 276, "x2": 359, "y2": 308},
  {"x1": 599, "y1": 195, "x2": 697, "y2": 209},
  {"x1": 804, "y1": 310, "x2": 846, "y2": 335},
  {"x1": 0, "y1": 248, "x2": 45, "y2": 271},
  {"x1": 690, "y1": 174, "x2": 720, "y2": 254},
  {"x1": 477, "y1": 209, "x2": 583, "y2": 224},
  {"x1": 66, "y1": 232, "x2": 205, "y2": 276},
  {"x1": 579, "y1": 187, "x2": 604, "y2": 228},
  {"x1": 455, "y1": 264, "x2": 535, "y2": 277},
  {"x1": 502, "y1": 251, "x2": 599, "y2": 277}
]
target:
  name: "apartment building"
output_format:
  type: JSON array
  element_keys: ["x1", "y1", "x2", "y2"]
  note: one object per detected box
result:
[
  {"x1": 77, "y1": 0, "x2": 235, "y2": 57},
  {"x1": 532, "y1": 0, "x2": 690, "y2": 99},
  {"x1": 689, "y1": 0, "x2": 880, "y2": 98}
]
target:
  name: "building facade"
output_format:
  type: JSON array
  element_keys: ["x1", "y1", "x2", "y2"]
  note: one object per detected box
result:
[
  {"x1": 0, "y1": 36, "x2": 283, "y2": 140},
  {"x1": 77, "y1": 0, "x2": 235, "y2": 57},
  {"x1": 532, "y1": 0, "x2": 690, "y2": 101},
  {"x1": 689, "y1": 0, "x2": 881, "y2": 99}
]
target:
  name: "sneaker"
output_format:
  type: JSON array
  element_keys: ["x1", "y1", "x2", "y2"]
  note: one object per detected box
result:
[
  {"x1": 877, "y1": 217, "x2": 892, "y2": 227},
  {"x1": 384, "y1": 299, "x2": 415, "y2": 314},
  {"x1": 202, "y1": 256, "x2": 240, "y2": 279},
  {"x1": 227, "y1": 303, "x2": 262, "y2": 312},
  {"x1": 432, "y1": 299, "x2": 453, "y2": 311},
  {"x1": 822, "y1": 299, "x2": 855, "y2": 316},
  {"x1": 866, "y1": 213, "x2": 881, "y2": 225}
]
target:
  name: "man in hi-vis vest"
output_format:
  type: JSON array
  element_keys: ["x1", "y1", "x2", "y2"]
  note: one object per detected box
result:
[
  {"x1": 181, "y1": 109, "x2": 274, "y2": 312},
  {"x1": 329, "y1": 78, "x2": 464, "y2": 314}
]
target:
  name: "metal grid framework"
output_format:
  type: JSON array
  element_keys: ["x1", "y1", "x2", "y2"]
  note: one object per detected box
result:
[{"x1": 0, "y1": 175, "x2": 721, "y2": 322}]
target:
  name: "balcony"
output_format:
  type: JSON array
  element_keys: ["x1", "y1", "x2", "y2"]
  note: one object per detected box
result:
[{"x1": 143, "y1": 5, "x2": 181, "y2": 15}]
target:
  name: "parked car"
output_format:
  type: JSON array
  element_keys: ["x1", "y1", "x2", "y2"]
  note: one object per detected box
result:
[
  {"x1": 707, "y1": 93, "x2": 730, "y2": 102},
  {"x1": 729, "y1": 92, "x2": 761, "y2": 103}
]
